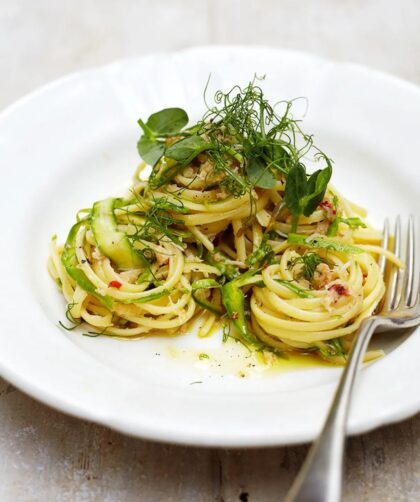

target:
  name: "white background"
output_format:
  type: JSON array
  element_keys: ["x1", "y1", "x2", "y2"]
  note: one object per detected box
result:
[{"x1": 2, "y1": 0, "x2": 420, "y2": 110}]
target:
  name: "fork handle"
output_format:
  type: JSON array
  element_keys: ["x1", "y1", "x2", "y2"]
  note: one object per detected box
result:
[{"x1": 286, "y1": 317, "x2": 382, "y2": 502}]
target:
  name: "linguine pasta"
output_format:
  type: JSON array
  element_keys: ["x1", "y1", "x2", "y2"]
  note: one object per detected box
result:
[{"x1": 48, "y1": 80, "x2": 401, "y2": 363}]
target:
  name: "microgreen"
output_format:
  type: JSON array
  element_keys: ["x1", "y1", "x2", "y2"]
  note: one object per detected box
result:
[
  {"x1": 137, "y1": 107, "x2": 189, "y2": 165},
  {"x1": 58, "y1": 302, "x2": 82, "y2": 331},
  {"x1": 130, "y1": 195, "x2": 188, "y2": 247},
  {"x1": 284, "y1": 158, "x2": 332, "y2": 232},
  {"x1": 247, "y1": 157, "x2": 277, "y2": 189},
  {"x1": 165, "y1": 135, "x2": 211, "y2": 165},
  {"x1": 287, "y1": 252, "x2": 326, "y2": 281},
  {"x1": 140, "y1": 108, "x2": 189, "y2": 136},
  {"x1": 137, "y1": 137, "x2": 165, "y2": 167},
  {"x1": 136, "y1": 77, "x2": 335, "y2": 215}
]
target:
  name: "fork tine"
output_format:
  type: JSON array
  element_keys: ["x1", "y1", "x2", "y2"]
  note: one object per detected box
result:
[
  {"x1": 410, "y1": 215, "x2": 420, "y2": 305},
  {"x1": 384, "y1": 216, "x2": 402, "y2": 310},
  {"x1": 378, "y1": 218, "x2": 390, "y2": 276},
  {"x1": 403, "y1": 215, "x2": 419, "y2": 307}
]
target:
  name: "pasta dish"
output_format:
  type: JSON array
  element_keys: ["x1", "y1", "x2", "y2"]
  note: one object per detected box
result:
[{"x1": 48, "y1": 80, "x2": 401, "y2": 364}]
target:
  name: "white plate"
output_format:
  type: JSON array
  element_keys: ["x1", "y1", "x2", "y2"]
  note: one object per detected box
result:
[{"x1": 0, "y1": 46, "x2": 419, "y2": 447}]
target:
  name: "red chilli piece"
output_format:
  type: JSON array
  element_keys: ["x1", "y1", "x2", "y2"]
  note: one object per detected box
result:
[
  {"x1": 328, "y1": 284, "x2": 349, "y2": 296},
  {"x1": 319, "y1": 200, "x2": 337, "y2": 217},
  {"x1": 231, "y1": 312, "x2": 239, "y2": 320},
  {"x1": 108, "y1": 280, "x2": 122, "y2": 289}
]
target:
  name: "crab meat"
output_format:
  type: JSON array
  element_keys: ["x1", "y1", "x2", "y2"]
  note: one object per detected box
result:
[
  {"x1": 313, "y1": 263, "x2": 333, "y2": 289},
  {"x1": 199, "y1": 160, "x2": 224, "y2": 183},
  {"x1": 156, "y1": 253, "x2": 170, "y2": 266},
  {"x1": 316, "y1": 220, "x2": 330, "y2": 235},
  {"x1": 120, "y1": 270, "x2": 140, "y2": 283}
]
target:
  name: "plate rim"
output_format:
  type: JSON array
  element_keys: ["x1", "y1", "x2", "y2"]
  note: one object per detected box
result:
[
  {"x1": 0, "y1": 45, "x2": 419, "y2": 447},
  {"x1": 3, "y1": 44, "x2": 420, "y2": 122}
]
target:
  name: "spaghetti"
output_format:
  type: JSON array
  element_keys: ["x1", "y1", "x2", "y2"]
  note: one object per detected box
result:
[{"x1": 48, "y1": 80, "x2": 401, "y2": 363}]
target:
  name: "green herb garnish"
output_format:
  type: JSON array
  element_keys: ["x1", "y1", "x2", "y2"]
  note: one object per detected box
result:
[
  {"x1": 136, "y1": 77, "x2": 334, "y2": 211},
  {"x1": 58, "y1": 302, "x2": 82, "y2": 331},
  {"x1": 130, "y1": 195, "x2": 188, "y2": 247},
  {"x1": 137, "y1": 108, "x2": 189, "y2": 165},
  {"x1": 287, "y1": 252, "x2": 326, "y2": 281},
  {"x1": 165, "y1": 135, "x2": 211, "y2": 165},
  {"x1": 274, "y1": 280, "x2": 313, "y2": 298},
  {"x1": 245, "y1": 236, "x2": 273, "y2": 267},
  {"x1": 327, "y1": 216, "x2": 367, "y2": 237},
  {"x1": 288, "y1": 233, "x2": 364, "y2": 254},
  {"x1": 191, "y1": 279, "x2": 224, "y2": 316},
  {"x1": 284, "y1": 160, "x2": 332, "y2": 232},
  {"x1": 319, "y1": 338, "x2": 347, "y2": 360}
]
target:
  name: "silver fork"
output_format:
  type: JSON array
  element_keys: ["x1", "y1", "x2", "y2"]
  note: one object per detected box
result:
[{"x1": 286, "y1": 215, "x2": 420, "y2": 502}]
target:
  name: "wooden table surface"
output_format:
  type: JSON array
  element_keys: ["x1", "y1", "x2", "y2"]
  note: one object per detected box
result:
[{"x1": 1, "y1": 1, "x2": 419, "y2": 500}]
